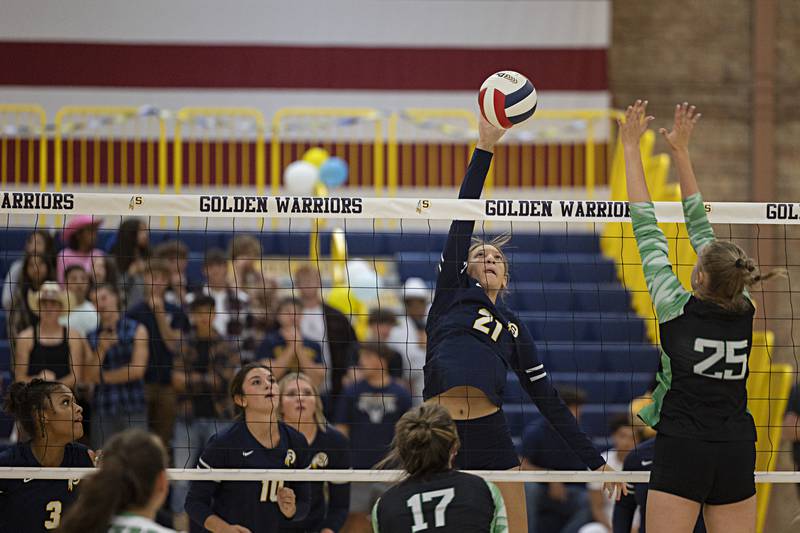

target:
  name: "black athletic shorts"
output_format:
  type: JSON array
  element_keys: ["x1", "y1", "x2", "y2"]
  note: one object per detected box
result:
[
  {"x1": 649, "y1": 433, "x2": 756, "y2": 505},
  {"x1": 453, "y1": 409, "x2": 520, "y2": 470}
]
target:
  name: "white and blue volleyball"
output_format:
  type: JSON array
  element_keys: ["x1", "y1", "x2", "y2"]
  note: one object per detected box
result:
[{"x1": 479, "y1": 71, "x2": 538, "y2": 129}]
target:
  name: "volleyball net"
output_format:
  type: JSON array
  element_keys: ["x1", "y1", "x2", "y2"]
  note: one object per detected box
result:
[{"x1": 0, "y1": 191, "x2": 798, "y2": 490}]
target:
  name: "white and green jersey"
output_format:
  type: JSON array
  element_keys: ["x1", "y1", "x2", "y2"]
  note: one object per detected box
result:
[
  {"x1": 632, "y1": 193, "x2": 756, "y2": 442},
  {"x1": 108, "y1": 513, "x2": 177, "y2": 533},
  {"x1": 371, "y1": 470, "x2": 508, "y2": 533}
]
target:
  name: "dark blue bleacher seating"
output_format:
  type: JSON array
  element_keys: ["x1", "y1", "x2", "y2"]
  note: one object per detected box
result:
[{"x1": 0, "y1": 340, "x2": 10, "y2": 373}]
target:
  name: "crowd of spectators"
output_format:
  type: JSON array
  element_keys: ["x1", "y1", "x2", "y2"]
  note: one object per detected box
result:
[{"x1": 7, "y1": 218, "x2": 790, "y2": 533}]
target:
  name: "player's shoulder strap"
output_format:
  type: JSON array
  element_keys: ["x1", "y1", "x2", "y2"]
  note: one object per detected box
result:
[{"x1": 371, "y1": 497, "x2": 382, "y2": 533}]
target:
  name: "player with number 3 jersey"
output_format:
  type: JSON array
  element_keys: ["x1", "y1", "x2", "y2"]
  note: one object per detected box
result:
[{"x1": 620, "y1": 100, "x2": 782, "y2": 533}]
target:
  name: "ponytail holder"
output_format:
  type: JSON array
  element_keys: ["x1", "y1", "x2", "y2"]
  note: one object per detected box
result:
[{"x1": 735, "y1": 258, "x2": 745, "y2": 269}]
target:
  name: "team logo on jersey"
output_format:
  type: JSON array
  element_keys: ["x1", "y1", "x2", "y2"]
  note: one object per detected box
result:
[
  {"x1": 507, "y1": 322, "x2": 519, "y2": 338},
  {"x1": 310, "y1": 452, "x2": 329, "y2": 469},
  {"x1": 68, "y1": 478, "x2": 81, "y2": 492},
  {"x1": 284, "y1": 449, "x2": 297, "y2": 467}
]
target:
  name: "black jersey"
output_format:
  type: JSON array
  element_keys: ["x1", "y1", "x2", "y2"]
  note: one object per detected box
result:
[
  {"x1": 0, "y1": 441, "x2": 93, "y2": 532},
  {"x1": 423, "y1": 149, "x2": 604, "y2": 471},
  {"x1": 371, "y1": 470, "x2": 507, "y2": 533},
  {"x1": 631, "y1": 197, "x2": 757, "y2": 442},
  {"x1": 185, "y1": 421, "x2": 312, "y2": 532},
  {"x1": 280, "y1": 425, "x2": 350, "y2": 533},
  {"x1": 656, "y1": 296, "x2": 756, "y2": 441}
]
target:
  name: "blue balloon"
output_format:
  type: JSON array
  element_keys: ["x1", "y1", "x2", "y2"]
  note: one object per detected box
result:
[{"x1": 319, "y1": 157, "x2": 349, "y2": 187}]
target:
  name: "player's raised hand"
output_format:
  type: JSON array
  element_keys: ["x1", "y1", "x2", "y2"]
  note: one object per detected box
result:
[
  {"x1": 476, "y1": 114, "x2": 507, "y2": 152},
  {"x1": 277, "y1": 486, "x2": 297, "y2": 518},
  {"x1": 617, "y1": 100, "x2": 654, "y2": 147},
  {"x1": 659, "y1": 102, "x2": 701, "y2": 153}
]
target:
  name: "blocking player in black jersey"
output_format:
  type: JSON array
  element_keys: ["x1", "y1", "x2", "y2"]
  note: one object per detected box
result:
[
  {"x1": 423, "y1": 115, "x2": 619, "y2": 531},
  {"x1": 185, "y1": 362, "x2": 312, "y2": 532},
  {"x1": 372, "y1": 403, "x2": 507, "y2": 532},
  {"x1": 278, "y1": 372, "x2": 351, "y2": 533},
  {"x1": 620, "y1": 100, "x2": 782, "y2": 533},
  {"x1": 0, "y1": 379, "x2": 93, "y2": 532},
  {"x1": 60, "y1": 429, "x2": 176, "y2": 533}
]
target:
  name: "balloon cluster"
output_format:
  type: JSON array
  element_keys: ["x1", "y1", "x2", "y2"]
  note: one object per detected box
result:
[{"x1": 283, "y1": 147, "x2": 349, "y2": 195}]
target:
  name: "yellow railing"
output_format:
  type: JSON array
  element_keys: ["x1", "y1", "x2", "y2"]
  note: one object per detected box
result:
[
  {"x1": 174, "y1": 107, "x2": 266, "y2": 194},
  {"x1": 0, "y1": 104, "x2": 47, "y2": 190},
  {"x1": 271, "y1": 108, "x2": 384, "y2": 196},
  {"x1": 53, "y1": 106, "x2": 168, "y2": 191}
]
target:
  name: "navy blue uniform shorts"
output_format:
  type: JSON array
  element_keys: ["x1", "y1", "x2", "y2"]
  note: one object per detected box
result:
[{"x1": 453, "y1": 409, "x2": 520, "y2": 470}]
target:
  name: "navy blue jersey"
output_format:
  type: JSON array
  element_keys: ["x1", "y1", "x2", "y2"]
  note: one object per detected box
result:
[
  {"x1": 423, "y1": 148, "x2": 604, "y2": 471},
  {"x1": 185, "y1": 420, "x2": 312, "y2": 532},
  {"x1": 333, "y1": 379, "x2": 412, "y2": 468},
  {"x1": 612, "y1": 439, "x2": 705, "y2": 533},
  {"x1": 281, "y1": 425, "x2": 351, "y2": 532},
  {"x1": 0, "y1": 441, "x2": 93, "y2": 532}
]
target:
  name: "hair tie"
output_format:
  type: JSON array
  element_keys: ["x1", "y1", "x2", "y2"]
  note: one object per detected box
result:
[{"x1": 735, "y1": 258, "x2": 745, "y2": 269}]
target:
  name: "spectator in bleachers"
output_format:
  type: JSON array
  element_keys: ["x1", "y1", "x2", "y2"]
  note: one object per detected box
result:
[
  {"x1": 388, "y1": 277, "x2": 430, "y2": 404},
  {"x1": 85, "y1": 283, "x2": 149, "y2": 448},
  {"x1": 581, "y1": 415, "x2": 638, "y2": 533},
  {"x1": 333, "y1": 341, "x2": 412, "y2": 533},
  {"x1": 13, "y1": 281, "x2": 82, "y2": 389},
  {"x1": 186, "y1": 248, "x2": 249, "y2": 338},
  {"x1": 1, "y1": 229, "x2": 55, "y2": 311},
  {"x1": 60, "y1": 264, "x2": 98, "y2": 337},
  {"x1": 127, "y1": 258, "x2": 190, "y2": 450},
  {"x1": 7, "y1": 252, "x2": 55, "y2": 343},
  {"x1": 171, "y1": 294, "x2": 237, "y2": 520},
  {"x1": 279, "y1": 372, "x2": 351, "y2": 533},
  {"x1": 257, "y1": 297, "x2": 324, "y2": 388},
  {"x1": 110, "y1": 217, "x2": 150, "y2": 309},
  {"x1": 153, "y1": 240, "x2": 191, "y2": 307},
  {"x1": 366, "y1": 308, "x2": 404, "y2": 381},
  {"x1": 240, "y1": 283, "x2": 278, "y2": 363},
  {"x1": 227, "y1": 234, "x2": 265, "y2": 299},
  {"x1": 521, "y1": 386, "x2": 592, "y2": 533},
  {"x1": 56, "y1": 215, "x2": 105, "y2": 285},
  {"x1": 294, "y1": 264, "x2": 358, "y2": 397}
]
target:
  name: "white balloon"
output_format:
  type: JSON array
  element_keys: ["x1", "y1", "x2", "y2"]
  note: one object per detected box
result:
[
  {"x1": 347, "y1": 259, "x2": 380, "y2": 301},
  {"x1": 283, "y1": 161, "x2": 319, "y2": 195}
]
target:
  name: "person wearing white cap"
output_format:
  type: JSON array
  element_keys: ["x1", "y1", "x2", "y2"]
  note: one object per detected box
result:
[
  {"x1": 13, "y1": 281, "x2": 83, "y2": 388},
  {"x1": 388, "y1": 277, "x2": 431, "y2": 405},
  {"x1": 57, "y1": 215, "x2": 105, "y2": 285}
]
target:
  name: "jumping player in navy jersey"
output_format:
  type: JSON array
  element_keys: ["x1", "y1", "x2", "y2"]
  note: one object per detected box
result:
[
  {"x1": 279, "y1": 372, "x2": 350, "y2": 533},
  {"x1": 423, "y1": 116, "x2": 620, "y2": 531},
  {"x1": 619, "y1": 100, "x2": 782, "y2": 533},
  {"x1": 0, "y1": 379, "x2": 93, "y2": 532},
  {"x1": 185, "y1": 362, "x2": 312, "y2": 532}
]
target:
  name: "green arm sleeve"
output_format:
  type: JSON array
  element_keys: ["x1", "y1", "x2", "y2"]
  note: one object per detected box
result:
[
  {"x1": 630, "y1": 202, "x2": 691, "y2": 324},
  {"x1": 682, "y1": 193, "x2": 715, "y2": 254},
  {"x1": 371, "y1": 498, "x2": 381, "y2": 533},
  {"x1": 486, "y1": 480, "x2": 509, "y2": 533}
]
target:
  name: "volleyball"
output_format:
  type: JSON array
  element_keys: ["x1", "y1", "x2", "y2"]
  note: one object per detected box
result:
[{"x1": 478, "y1": 70, "x2": 538, "y2": 129}]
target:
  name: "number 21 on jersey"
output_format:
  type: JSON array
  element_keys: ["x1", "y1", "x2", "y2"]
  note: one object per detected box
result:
[
  {"x1": 693, "y1": 338, "x2": 748, "y2": 380},
  {"x1": 473, "y1": 308, "x2": 502, "y2": 341}
]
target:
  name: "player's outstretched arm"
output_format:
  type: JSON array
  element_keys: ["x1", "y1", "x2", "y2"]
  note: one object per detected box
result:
[
  {"x1": 618, "y1": 100, "x2": 654, "y2": 203},
  {"x1": 659, "y1": 102, "x2": 702, "y2": 199}
]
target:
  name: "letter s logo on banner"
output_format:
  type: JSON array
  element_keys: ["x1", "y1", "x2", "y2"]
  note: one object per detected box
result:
[
  {"x1": 129, "y1": 196, "x2": 143, "y2": 210},
  {"x1": 416, "y1": 200, "x2": 430, "y2": 214}
]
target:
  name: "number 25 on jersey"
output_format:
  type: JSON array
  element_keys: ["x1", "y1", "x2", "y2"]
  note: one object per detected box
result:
[{"x1": 693, "y1": 338, "x2": 748, "y2": 380}]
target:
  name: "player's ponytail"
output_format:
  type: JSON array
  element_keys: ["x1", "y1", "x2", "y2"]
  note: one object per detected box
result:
[
  {"x1": 59, "y1": 429, "x2": 169, "y2": 533},
  {"x1": 378, "y1": 403, "x2": 460, "y2": 480},
  {"x1": 698, "y1": 240, "x2": 785, "y2": 312},
  {"x1": 3, "y1": 378, "x2": 62, "y2": 438}
]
